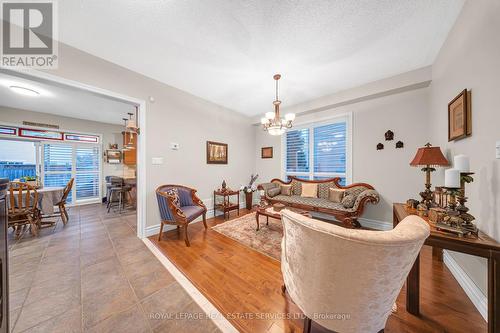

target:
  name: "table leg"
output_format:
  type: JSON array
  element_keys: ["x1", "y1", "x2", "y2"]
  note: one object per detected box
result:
[
  {"x1": 488, "y1": 251, "x2": 500, "y2": 333},
  {"x1": 407, "y1": 253, "x2": 420, "y2": 316},
  {"x1": 266, "y1": 216, "x2": 269, "y2": 226},
  {"x1": 256, "y1": 212, "x2": 260, "y2": 231}
]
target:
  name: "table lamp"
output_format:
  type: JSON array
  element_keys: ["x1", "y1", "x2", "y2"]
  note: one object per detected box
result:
[{"x1": 410, "y1": 143, "x2": 449, "y2": 208}]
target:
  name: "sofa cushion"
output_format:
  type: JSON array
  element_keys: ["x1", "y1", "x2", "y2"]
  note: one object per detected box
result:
[
  {"x1": 290, "y1": 179, "x2": 302, "y2": 196},
  {"x1": 328, "y1": 188, "x2": 345, "y2": 203},
  {"x1": 165, "y1": 188, "x2": 181, "y2": 209},
  {"x1": 182, "y1": 205, "x2": 205, "y2": 222},
  {"x1": 272, "y1": 195, "x2": 346, "y2": 211},
  {"x1": 342, "y1": 194, "x2": 357, "y2": 208},
  {"x1": 318, "y1": 181, "x2": 337, "y2": 199},
  {"x1": 280, "y1": 185, "x2": 292, "y2": 196},
  {"x1": 267, "y1": 187, "x2": 281, "y2": 197},
  {"x1": 301, "y1": 183, "x2": 317, "y2": 198}
]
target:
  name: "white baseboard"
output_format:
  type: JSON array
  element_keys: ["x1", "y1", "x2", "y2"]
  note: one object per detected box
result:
[
  {"x1": 144, "y1": 200, "x2": 247, "y2": 238},
  {"x1": 358, "y1": 217, "x2": 393, "y2": 230},
  {"x1": 443, "y1": 250, "x2": 488, "y2": 321}
]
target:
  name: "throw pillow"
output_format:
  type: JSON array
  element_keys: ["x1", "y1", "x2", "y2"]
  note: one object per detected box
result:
[
  {"x1": 341, "y1": 194, "x2": 356, "y2": 208},
  {"x1": 280, "y1": 185, "x2": 292, "y2": 196},
  {"x1": 328, "y1": 188, "x2": 345, "y2": 203},
  {"x1": 301, "y1": 183, "x2": 318, "y2": 198},
  {"x1": 267, "y1": 187, "x2": 281, "y2": 198},
  {"x1": 165, "y1": 188, "x2": 181, "y2": 208}
]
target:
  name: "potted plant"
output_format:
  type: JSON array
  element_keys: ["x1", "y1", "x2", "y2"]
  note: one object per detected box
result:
[
  {"x1": 21, "y1": 176, "x2": 39, "y2": 188},
  {"x1": 240, "y1": 174, "x2": 259, "y2": 210}
]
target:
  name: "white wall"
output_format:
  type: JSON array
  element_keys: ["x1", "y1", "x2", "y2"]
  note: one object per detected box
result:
[
  {"x1": 256, "y1": 87, "x2": 430, "y2": 223},
  {"x1": 0, "y1": 106, "x2": 126, "y2": 196},
  {"x1": 36, "y1": 44, "x2": 255, "y2": 229},
  {"x1": 428, "y1": 0, "x2": 500, "y2": 296}
]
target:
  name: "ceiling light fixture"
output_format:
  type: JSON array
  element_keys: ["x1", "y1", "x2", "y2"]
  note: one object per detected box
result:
[
  {"x1": 260, "y1": 74, "x2": 295, "y2": 136},
  {"x1": 9, "y1": 85, "x2": 40, "y2": 97}
]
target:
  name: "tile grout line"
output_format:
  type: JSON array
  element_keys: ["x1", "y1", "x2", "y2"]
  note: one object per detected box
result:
[
  {"x1": 142, "y1": 238, "x2": 239, "y2": 333},
  {"x1": 103, "y1": 211, "x2": 153, "y2": 332}
]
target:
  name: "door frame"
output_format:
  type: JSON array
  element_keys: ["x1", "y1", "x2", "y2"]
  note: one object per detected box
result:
[{"x1": 0, "y1": 68, "x2": 148, "y2": 238}]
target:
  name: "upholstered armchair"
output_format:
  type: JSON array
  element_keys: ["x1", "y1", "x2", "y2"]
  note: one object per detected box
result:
[
  {"x1": 156, "y1": 185, "x2": 207, "y2": 246},
  {"x1": 280, "y1": 210, "x2": 429, "y2": 333}
]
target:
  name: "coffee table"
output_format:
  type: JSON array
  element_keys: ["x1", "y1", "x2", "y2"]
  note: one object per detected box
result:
[{"x1": 255, "y1": 205, "x2": 311, "y2": 231}]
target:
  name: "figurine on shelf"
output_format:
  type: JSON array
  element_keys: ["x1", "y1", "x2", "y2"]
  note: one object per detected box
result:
[{"x1": 221, "y1": 180, "x2": 227, "y2": 192}]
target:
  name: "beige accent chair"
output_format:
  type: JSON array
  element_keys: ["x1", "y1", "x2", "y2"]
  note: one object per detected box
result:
[{"x1": 281, "y1": 210, "x2": 429, "y2": 333}]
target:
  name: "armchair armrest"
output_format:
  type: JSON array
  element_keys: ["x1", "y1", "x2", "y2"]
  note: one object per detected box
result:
[
  {"x1": 258, "y1": 182, "x2": 280, "y2": 197},
  {"x1": 190, "y1": 189, "x2": 207, "y2": 211},
  {"x1": 352, "y1": 189, "x2": 380, "y2": 211}
]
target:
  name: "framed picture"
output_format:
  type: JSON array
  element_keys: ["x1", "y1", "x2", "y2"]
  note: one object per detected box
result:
[
  {"x1": 261, "y1": 147, "x2": 273, "y2": 159},
  {"x1": 448, "y1": 89, "x2": 470, "y2": 141},
  {"x1": 206, "y1": 141, "x2": 228, "y2": 164}
]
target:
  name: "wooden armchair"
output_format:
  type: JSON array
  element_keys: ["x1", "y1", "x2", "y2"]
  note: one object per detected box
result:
[
  {"x1": 156, "y1": 185, "x2": 207, "y2": 246},
  {"x1": 8, "y1": 182, "x2": 39, "y2": 238}
]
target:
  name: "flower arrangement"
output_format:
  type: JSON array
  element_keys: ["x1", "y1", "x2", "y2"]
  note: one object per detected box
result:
[{"x1": 240, "y1": 174, "x2": 259, "y2": 193}]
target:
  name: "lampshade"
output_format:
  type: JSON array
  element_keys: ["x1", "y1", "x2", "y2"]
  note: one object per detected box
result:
[{"x1": 410, "y1": 144, "x2": 449, "y2": 167}]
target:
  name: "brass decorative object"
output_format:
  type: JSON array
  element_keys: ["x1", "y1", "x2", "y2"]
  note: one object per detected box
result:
[
  {"x1": 436, "y1": 175, "x2": 478, "y2": 237},
  {"x1": 410, "y1": 143, "x2": 450, "y2": 209}
]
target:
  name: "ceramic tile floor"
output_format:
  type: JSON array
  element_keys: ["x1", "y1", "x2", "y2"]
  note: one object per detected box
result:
[{"x1": 8, "y1": 204, "x2": 220, "y2": 333}]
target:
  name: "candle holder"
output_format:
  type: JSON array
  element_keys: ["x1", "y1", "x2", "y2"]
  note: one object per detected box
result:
[{"x1": 436, "y1": 183, "x2": 478, "y2": 237}]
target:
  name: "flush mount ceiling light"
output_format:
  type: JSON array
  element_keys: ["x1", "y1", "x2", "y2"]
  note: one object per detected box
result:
[
  {"x1": 260, "y1": 74, "x2": 295, "y2": 136},
  {"x1": 9, "y1": 85, "x2": 40, "y2": 97}
]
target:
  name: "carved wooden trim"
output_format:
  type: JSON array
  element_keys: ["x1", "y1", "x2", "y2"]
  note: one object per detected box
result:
[{"x1": 268, "y1": 176, "x2": 375, "y2": 190}]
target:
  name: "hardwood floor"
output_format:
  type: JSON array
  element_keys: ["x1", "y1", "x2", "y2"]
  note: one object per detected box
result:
[{"x1": 149, "y1": 209, "x2": 487, "y2": 333}]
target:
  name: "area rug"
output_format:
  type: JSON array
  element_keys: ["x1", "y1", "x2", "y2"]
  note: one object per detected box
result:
[{"x1": 212, "y1": 212, "x2": 282, "y2": 261}]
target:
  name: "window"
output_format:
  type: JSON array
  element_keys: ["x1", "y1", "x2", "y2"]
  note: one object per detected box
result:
[
  {"x1": 0, "y1": 140, "x2": 37, "y2": 181},
  {"x1": 42, "y1": 142, "x2": 101, "y2": 204},
  {"x1": 283, "y1": 115, "x2": 351, "y2": 185}
]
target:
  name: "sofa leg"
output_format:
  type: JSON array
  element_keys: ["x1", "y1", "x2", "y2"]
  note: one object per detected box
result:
[
  {"x1": 281, "y1": 284, "x2": 286, "y2": 294},
  {"x1": 202, "y1": 213, "x2": 207, "y2": 229},
  {"x1": 183, "y1": 225, "x2": 191, "y2": 247},
  {"x1": 158, "y1": 223, "x2": 164, "y2": 241},
  {"x1": 303, "y1": 316, "x2": 312, "y2": 333}
]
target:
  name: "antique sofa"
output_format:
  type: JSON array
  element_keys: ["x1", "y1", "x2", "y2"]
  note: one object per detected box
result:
[{"x1": 258, "y1": 177, "x2": 379, "y2": 228}]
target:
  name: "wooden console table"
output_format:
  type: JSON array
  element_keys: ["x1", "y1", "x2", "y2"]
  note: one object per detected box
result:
[
  {"x1": 393, "y1": 203, "x2": 500, "y2": 333},
  {"x1": 213, "y1": 189, "x2": 240, "y2": 220}
]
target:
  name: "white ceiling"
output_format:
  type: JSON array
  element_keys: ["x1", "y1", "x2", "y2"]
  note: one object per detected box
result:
[
  {"x1": 57, "y1": 1, "x2": 464, "y2": 116},
  {"x1": 0, "y1": 73, "x2": 136, "y2": 125}
]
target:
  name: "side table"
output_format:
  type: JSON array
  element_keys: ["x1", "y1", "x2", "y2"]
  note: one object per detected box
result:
[{"x1": 214, "y1": 189, "x2": 240, "y2": 220}]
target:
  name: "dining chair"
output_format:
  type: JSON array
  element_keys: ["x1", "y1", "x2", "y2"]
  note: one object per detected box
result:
[
  {"x1": 8, "y1": 182, "x2": 39, "y2": 238},
  {"x1": 40, "y1": 178, "x2": 74, "y2": 226},
  {"x1": 156, "y1": 184, "x2": 207, "y2": 246},
  {"x1": 280, "y1": 209, "x2": 429, "y2": 333}
]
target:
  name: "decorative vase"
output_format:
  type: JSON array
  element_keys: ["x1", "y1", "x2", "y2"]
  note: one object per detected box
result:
[{"x1": 245, "y1": 191, "x2": 253, "y2": 210}]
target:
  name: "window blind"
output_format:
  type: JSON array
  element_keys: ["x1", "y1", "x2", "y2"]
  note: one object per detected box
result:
[
  {"x1": 285, "y1": 128, "x2": 309, "y2": 173},
  {"x1": 284, "y1": 117, "x2": 350, "y2": 184},
  {"x1": 75, "y1": 145, "x2": 100, "y2": 200}
]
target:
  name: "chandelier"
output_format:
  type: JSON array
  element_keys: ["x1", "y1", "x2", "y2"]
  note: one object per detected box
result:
[{"x1": 260, "y1": 74, "x2": 295, "y2": 135}]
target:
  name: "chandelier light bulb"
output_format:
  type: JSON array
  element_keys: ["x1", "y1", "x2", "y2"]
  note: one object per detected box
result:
[
  {"x1": 265, "y1": 112, "x2": 274, "y2": 120},
  {"x1": 285, "y1": 113, "x2": 295, "y2": 121}
]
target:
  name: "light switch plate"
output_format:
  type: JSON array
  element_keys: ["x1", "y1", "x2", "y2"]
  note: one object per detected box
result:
[
  {"x1": 496, "y1": 141, "x2": 500, "y2": 159},
  {"x1": 170, "y1": 143, "x2": 179, "y2": 150},
  {"x1": 152, "y1": 157, "x2": 164, "y2": 165}
]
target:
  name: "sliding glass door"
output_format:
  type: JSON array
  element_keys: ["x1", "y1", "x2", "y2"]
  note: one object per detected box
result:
[{"x1": 42, "y1": 142, "x2": 101, "y2": 204}]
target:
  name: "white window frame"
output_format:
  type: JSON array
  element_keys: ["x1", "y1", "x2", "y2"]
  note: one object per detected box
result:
[
  {"x1": 41, "y1": 141, "x2": 102, "y2": 206},
  {"x1": 281, "y1": 112, "x2": 353, "y2": 184}
]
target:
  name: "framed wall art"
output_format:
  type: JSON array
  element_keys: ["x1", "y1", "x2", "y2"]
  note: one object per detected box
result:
[
  {"x1": 206, "y1": 141, "x2": 228, "y2": 164},
  {"x1": 261, "y1": 147, "x2": 273, "y2": 159},
  {"x1": 448, "y1": 89, "x2": 471, "y2": 141}
]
